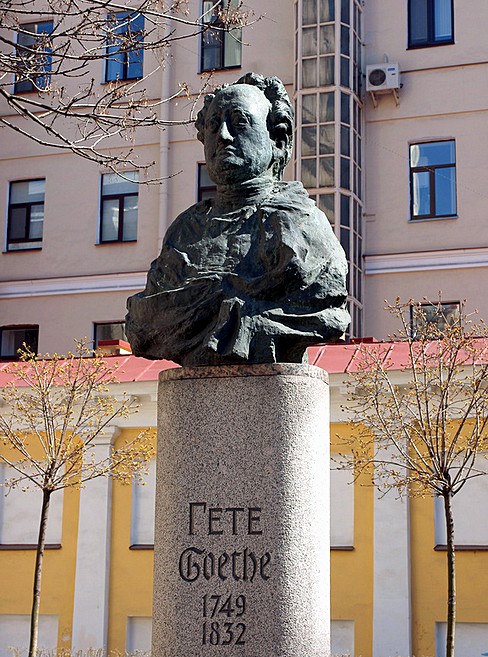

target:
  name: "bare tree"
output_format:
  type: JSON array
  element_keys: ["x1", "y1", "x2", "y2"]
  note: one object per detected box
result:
[
  {"x1": 0, "y1": 0, "x2": 251, "y2": 172},
  {"x1": 340, "y1": 299, "x2": 488, "y2": 657},
  {"x1": 0, "y1": 341, "x2": 155, "y2": 657}
]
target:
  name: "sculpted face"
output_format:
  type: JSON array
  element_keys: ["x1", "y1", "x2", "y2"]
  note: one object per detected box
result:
[{"x1": 204, "y1": 85, "x2": 274, "y2": 186}]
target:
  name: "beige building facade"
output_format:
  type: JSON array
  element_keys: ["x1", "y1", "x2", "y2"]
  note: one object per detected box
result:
[{"x1": 2, "y1": 0, "x2": 488, "y2": 355}]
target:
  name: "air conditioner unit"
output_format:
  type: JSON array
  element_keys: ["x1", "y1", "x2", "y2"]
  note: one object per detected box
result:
[{"x1": 366, "y1": 63, "x2": 400, "y2": 92}]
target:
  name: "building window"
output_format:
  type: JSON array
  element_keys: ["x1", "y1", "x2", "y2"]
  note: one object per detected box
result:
[
  {"x1": 0, "y1": 326, "x2": 39, "y2": 360},
  {"x1": 197, "y1": 164, "x2": 216, "y2": 201},
  {"x1": 408, "y1": 0, "x2": 453, "y2": 48},
  {"x1": 94, "y1": 322, "x2": 127, "y2": 348},
  {"x1": 100, "y1": 172, "x2": 138, "y2": 242},
  {"x1": 409, "y1": 140, "x2": 456, "y2": 220},
  {"x1": 14, "y1": 21, "x2": 53, "y2": 93},
  {"x1": 410, "y1": 301, "x2": 460, "y2": 337},
  {"x1": 7, "y1": 179, "x2": 45, "y2": 251},
  {"x1": 201, "y1": 0, "x2": 242, "y2": 72},
  {"x1": 105, "y1": 12, "x2": 144, "y2": 82}
]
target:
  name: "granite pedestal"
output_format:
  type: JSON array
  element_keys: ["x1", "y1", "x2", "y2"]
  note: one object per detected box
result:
[{"x1": 153, "y1": 363, "x2": 330, "y2": 657}]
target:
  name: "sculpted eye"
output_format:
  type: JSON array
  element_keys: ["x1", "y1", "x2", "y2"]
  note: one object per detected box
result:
[
  {"x1": 233, "y1": 113, "x2": 251, "y2": 128},
  {"x1": 207, "y1": 117, "x2": 220, "y2": 132}
]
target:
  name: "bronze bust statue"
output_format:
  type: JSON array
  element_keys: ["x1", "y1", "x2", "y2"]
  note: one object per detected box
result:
[{"x1": 126, "y1": 73, "x2": 350, "y2": 366}]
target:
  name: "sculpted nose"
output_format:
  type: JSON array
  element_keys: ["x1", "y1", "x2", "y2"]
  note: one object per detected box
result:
[{"x1": 218, "y1": 119, "x2": 233, "y2": 142}]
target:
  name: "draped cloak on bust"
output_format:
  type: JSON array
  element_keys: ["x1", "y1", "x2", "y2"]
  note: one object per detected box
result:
[{"x1": 126, "y1": 181, "x2": 350, "y2": 366}]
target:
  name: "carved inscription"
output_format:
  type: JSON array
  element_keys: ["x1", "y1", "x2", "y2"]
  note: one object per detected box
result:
[
  {"x1": 202, "y1": 594, "x2": 246, "y2": 646},
  {"x1": 178, "y1": 501, "x2": 272, "y2": 649},
  {"x1": 179, "y1": 547, "x2": 270, "y2": 583}
]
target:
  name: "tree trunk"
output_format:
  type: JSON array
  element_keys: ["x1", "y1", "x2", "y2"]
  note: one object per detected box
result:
[
  {"x1": 443, "y1": 491, "x2": 456, "y2": 657},
  {"x1": 28, "y1": 488, "x2": 52, "y2": 657}
]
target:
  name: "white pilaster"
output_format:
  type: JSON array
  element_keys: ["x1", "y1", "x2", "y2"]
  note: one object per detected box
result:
[
  {"x1": 71, "y1": 427, "x2": 120, "y2": 650},
  {"x1": 373, "y1": 489, "x2": 412, "y2": 657}
]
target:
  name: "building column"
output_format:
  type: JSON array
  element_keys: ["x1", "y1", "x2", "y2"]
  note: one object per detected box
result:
[
  {"x1": 71, "y1": 427, "x2": 119, "y2": 651},
  {"x1": 373, "y1": 488, "x2": 412, "y2": 657}
]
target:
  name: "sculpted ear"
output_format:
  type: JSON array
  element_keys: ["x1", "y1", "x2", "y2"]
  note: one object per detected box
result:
[{"x1": 272, "y1": 121, "x2": 291, "y2": 154}]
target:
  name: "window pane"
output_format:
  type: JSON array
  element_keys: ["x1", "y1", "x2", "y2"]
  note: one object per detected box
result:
[
  {"x1": 320, "y1": 25, "x2": 335, "y2": 54},
  {"x1": 412, "y1": 170, "x2": 431, "y2": 216},
  {"x1": 199, "y1": 164, "x2": 213, "y2": 187},
  {"x1": 28, "y1": 205, "x2": 44, "y2": 239},
  {"x1": 95, "y1": 322, "x2": 127, "y2": 343},
  {"x1": 10, "y1": 179, "x2": 45, "y2": 203},
  {"x1": 9, "y1": 207, "x2": 27, "y2": 240},
  {"x1": 318, "y1": 56, "x2": 334, "y2": 86},
  {"x1": 320, "y1": 0, "x2": 335, "y2": 22},
  {"x1": 127, "y1": 44, "x2": 143, "y2": 79},
  {"x1": 102, "y1": 172, "x2": 138, "y2": 195},
  {"x1": 340, "y1": 156, "x2": 350, "y2": 189},
  {"x1": 302, "y1": 126, "x2": 317, "y2": 156},
  {"x1": 409, "y1": 0, "x2": 428, "y2": 44},
  {"x1": 202, "y1": 0, "x2": 216, "y2": 22},
  {"x1": 319, "y1": 156, "x2": 335, "y2": 187},
  {"x1": 302, "y1": 94, "x2": 317, "y2": 124},
  {"x1": 319, "y1": 92, "x2": 334, "y2": 122},
  {"x1": 319, "y1": 125, "x2": 335, "y2": 155},
  {"x1": 102, "y1": 199, "x2": 120, "y2": 241},
  {"x1": 340, "y1": 227, "x2": 350, "y2": 259},
  {"x1": 435, "y1": 167, "x2": 456, "y2": 215},
  {"x1": 341, "y1": 56, "x2": 350, "y2": 87},
  {"x1": 302, "y1": 27, "x2": 318, "y2": 57},
  {"x1": 341, "y1": 0, "x2": 350, "y2": 25},
  {"x1": 341, "y1": 194, "x2": 350, "y2": 227},
  {"x1": 1, "y1": 327, "x2": 38, "y2": 357},
  {"x1": 340, "y1": 125, "x2": 350, "y2": 156},
  {"x1": 302, "y1": 58, "x2": 317, "y2": 87},
  {"x1": 412, "y1": 141, "x2": 455, "y2": 166},
  {"x1": 301, "y1": 158, "x2": 317, "y2": 188},
  {"x1": 202, "y1": 43, "x2": 221, "y2": 71},
  {"x1": 123, "y1": 196, "x2": 138, "y2": 240},
  {"x1": 434, "y1": 0, "x2": 452, "y2": 40},
  {"x1": 340, "y1": 25, "x2": 350, "y2": 55},
  {"x1": 302, "y1": 0, "x2": 318, "y2": 25},
  {"x1": 224, "y1": 28, "x2": 242, "y2": 67},
  {"x1": 341, "y1": 92, "x2": 350, "y2": 124},
  {"x1": 318, "y1": 193, "x2": 335, "y2": 225},
  {"x1": 106, "y1": 45, "x2": 124, "y2": 80}
]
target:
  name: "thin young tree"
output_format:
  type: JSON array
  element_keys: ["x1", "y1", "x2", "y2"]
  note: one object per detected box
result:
[
  {"x1": 0, "y1": 0, "x2": 251, "y2": 172},
  {"x1": 0, "y1": 341, "x2": 155, "y2": 657},
  {"x1": 340, "y1": 299, "x2": 488, "y2": 657}
]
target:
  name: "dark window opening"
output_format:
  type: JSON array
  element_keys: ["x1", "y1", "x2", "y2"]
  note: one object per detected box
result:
[
  {"x1": 409, "y1": 140, "x2": 456, "y2": 220},
  {"x1": 7, "y1": 179, "x2": 45, "y2": 251},
  {"x1": 94, "y1": 322, "x2": 127, "y2": 348},
  {"x1": 14, "y1": 21, "x2": 53, "y2": 93},
  {"x1": 408, "y1": 0, "x2": 453, "y2": 48},
  {"x1": 410, "y1": 302, "x2": 460, "y2": 337},
  {"x1": 201, "y1": 0, "x2": 242, "y2": 72},
  {"x1": 100, "y1": 172, "x2": 138, "y2": 243},
  {"x1": 198, "y1": 163, "x2": 217, "y2": 202},
  {"x1": 105, "y1": 12, "x2": 144, "y2": 81},
  {"x1": 0, "y1": 326, "x2": 39, "y2": 360}
]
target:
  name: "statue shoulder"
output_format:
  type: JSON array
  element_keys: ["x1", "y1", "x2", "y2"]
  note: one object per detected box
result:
[
  {"x1": 163, "y1": 199, "x2": 212, "y2": 247},
  {"x1": 261, "y1": 181, "x2": 334, "y2": 236},
  {"x1": 262, "y1": 180, "x2": 316, "y2": 213}
]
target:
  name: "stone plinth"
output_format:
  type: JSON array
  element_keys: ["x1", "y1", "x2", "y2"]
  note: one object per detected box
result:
[{"x1": 153, "y1": 364, "x2": 330, "y2": 657}]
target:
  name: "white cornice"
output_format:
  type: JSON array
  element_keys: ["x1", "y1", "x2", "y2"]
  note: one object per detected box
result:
[
  {"x1": 0, "y1": 272, "x2": 147, "y2": 299},
  {"x1": 365, "y1": 247, "x2": 488, "y2": 275}
]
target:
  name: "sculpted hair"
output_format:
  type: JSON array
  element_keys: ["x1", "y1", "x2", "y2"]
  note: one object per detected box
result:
[{"x1": 195, "y1": 72, "x2": 294, "y2": 180}]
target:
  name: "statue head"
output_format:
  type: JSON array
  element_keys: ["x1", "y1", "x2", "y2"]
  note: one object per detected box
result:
[{"x1": 195, "y1": 72, "x2": 294, "y2": 185}]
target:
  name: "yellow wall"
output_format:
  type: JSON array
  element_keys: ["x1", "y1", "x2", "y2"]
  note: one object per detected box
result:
[
  {"x1": 107, "y1": 428, "x2": 155, "y2": 652},
  {"x1": 0, "y1": 442, "x2": 80, "y2": 650},
  {"x1": 411, "y1": 494, "x2": 488, "y2": 657},
  {"x1": 331, "y1": 423, "x2": 374, "y2": 657}
]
